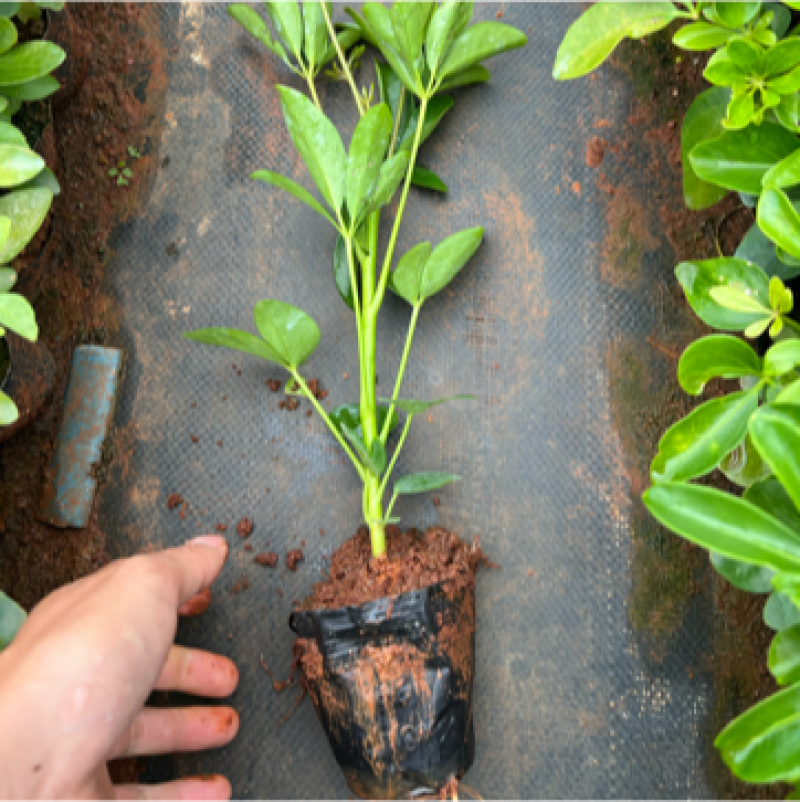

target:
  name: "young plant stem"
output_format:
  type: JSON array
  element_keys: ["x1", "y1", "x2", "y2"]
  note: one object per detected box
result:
[
  {"x1": 320, "y1": 2, "x2": 364, "y2": 116},
  {"x1": 290, "y1": 369, "x2": 365, "y2": 479},
  {"x1": 379, "y1": 414, "x2": 413, "y2": 497},
  {"x1": 305, "y1": 69, "x2": 321, "y2": 109},
  {"x1": 380, "y1": 302, "x2": 420, "y2": 442}
]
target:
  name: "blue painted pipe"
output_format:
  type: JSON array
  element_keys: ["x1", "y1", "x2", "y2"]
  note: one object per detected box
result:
[{"x1": 37, "y1": 346, "x2": 124, "y2": 529}]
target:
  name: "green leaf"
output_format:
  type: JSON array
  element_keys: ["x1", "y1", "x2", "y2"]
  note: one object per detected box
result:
[
  {"x1": 689, "y1": 122, "x2": 800, "y2": 194},
  {"x1": 25, "y1": 165, "x2": 61, "y2": 196},
  {"x1": 765, "y1": 2, "x2": 793, "y2": 39},
  {"x1": 710, "y1": 284, "x2": 771, "y2": 314},
  {"x1": 376, "y1": 61, "x2": 412, "y2": 143},
  {"x1": 724, "y1": 89, "x2": 756, "y2": 130},
  {"x1": 426, "y1": 1, "x2": 464, "y2": 75},
  {"x1": 736, "y1": 220, "x2": 800, "y2": 281},
  {"x1": 673, "y1": 21, "x2": 735, "y2": 50},
  {"x1": 0, "y1": 292, "x2": 36, "y2": 340},
  {"x1": 341, "y1": 422, "x2": 386, "y2": 475},
  {"x1": 397, "y1": 94, "x2": 453, "y2": 154},
  {"x1": 277, "y1": 85, "x2": 346, "y2": 215},
  {"x1": 677, "y1": 334, "x2": 762, "y2": 395},
  {"x1": 0, "y1": 121, "x2": 24, "y2": 146},
  {"x1": 750, "y1": 404, "x2": 800, "y2": 512},
  {"x1": 766, "y1": 340, "x2": 800, "y2": 376},
  {"x1": 411, "y1": 165, "x2": 447, "y2": 192},
  {"x1": 650, "y1": 388, "x2": 759, "y2": 483},
  {"x1": 769, "y1": 66, "x2": 800, "y2": 94},
  {"x1": 390, "y1": 1, "x2": 433, "y2": 67},
  {"x1": 358, "y1": 151, "x2": 409, "y2": 219},
  {"x1": 329, "y1": 402, "x2": 399, "y2": 444},
  {"x1": 715, "y1": 682, "x2": 800, "y2": 783},
  {"x1": 765, "y1": 590, "x2": 800, "y2": 630},
  {"x1": 720, "y1": 432, "x2": 773, "y2": 488},
  {"x1": 777, "y1": 379, "x2": 800, "y2": 403},
  {"x1": 747, "y1": 477, "x2": 800, "y2": 534},
  {"x1": 346, "y1": 102, "x2": 392, "y2": 223},
  {"x1": 0, "y1": 188, "x2": 52, "y2": 263},
  {"x1": 320, "y1": 24, "x2": 361, "y2": 68},
  {"x1": 302, "y1": 1, "x2": 329, "y2": 68},
  {"x1": 643, "y1": 482, "x2": 800, "y2": 573},
  {"x1": 769, "y1": 624, "x2": 800, "y2": 684},
  {"x1": 0, "y1": 267, "x2": 16, "y2": 292},
  {"x1": 0, "y1": 590, "x2": 25, "y2": 649},
  {"x1": 436, "y1": 64, "x2": 490, "y2": 93},
  {"x1": 0, "y1": 41, "x2": 65, "y2": 86},
  {"x1": 379, "y1": 394, "x2": 475, "y2": 416},
  {"x1": 228, "y1": 4, "x2": 288, "y2": 62},
  {"x1": 0, "y1": 74, "x2": 58, "y2": 101},
  {"x1": 183, "y1": 326, "x2": 282, "y2": 364},
  {"x1": 439, "y1": 21, "x2": 527, "y2": 80},
  {"x1": 264, "y1": 0, "x2": 303, "y2": 58},
  {"x1": 682, "y1": 87, "x2": 730, "y2": 210},
  {"x1": 714, "y1": 1, "x2": 761, "y2": 28},
  {"x1": 0, "y1": 4, "x2": 20, "y2": 18},
  {"x1": 764, "y1": 38, "x2": 800, "y2": 76},
  {"x1": 704, "y1": 58, "x2": 749, "y2": 87},
  {"x1": 333, "y1": 233, "x2": 356, "y2": 311},
  {"x1": 419, "y1": 225, "x2": 483, "y2": 301},
  {"x1": 0, "y1": 388, "x2": 16, "y2": 424},
  {"x1": 251, "y1": 169, "x2": 337, "y2": 229},
  {"x1": 676, "y1": 257, "x2": 771, "y2": 330},
  {"x1": 394, "y1": 471, "x2": 460, "y2": 495},
  {"x1": 553, "y1": 2, "x2": 678, "y2": 80},
  {"x1": 727, "y1": 38, "x2": 764, "y2": 74},
  {"x1": 710, "y1": 551, "x2": 775, "y2": 592},
  {"x1": 253, "y1": 298, "x2": 320, "y2": 369},
  {"x1": 388, "y1": 240, "x2": 430, "y2": 305},
  {"x1": 0, "y1": 17, "x2": 14, "y2": 56},
  {"x1": 758, "y1": 188, "x2": 800, "y2": 259},
  {"x1": 0, "y1": 143, "x2": 43, "y2": 188}
]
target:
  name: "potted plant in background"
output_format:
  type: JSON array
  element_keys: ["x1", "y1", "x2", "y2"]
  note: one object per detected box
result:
[{"x1": 185, "y1": 1, "x2": 526, "y2": 797}]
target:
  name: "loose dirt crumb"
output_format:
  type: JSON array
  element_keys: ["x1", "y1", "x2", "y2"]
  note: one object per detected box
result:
[
  {"x1": 254, "y1": 551, "x2": 278, "y2": 567},
  {"x1": 266, "y1": 379, "x2": 281, "y2": 392},
  {"x1": 191, "y1": 435, "x2": 198, "y2": 444},
  {"x1": 572, "y1": 181, "x2": 581, "y2": 196},
  {"x1": 237, "y1": 517, "x2": 253, "y2": 538},
  {"x1": 305, "y1": 410, "x2": 311, "y2": 417},
  {"x1": 279, "y1": 397, "x2": 300, "y2": 411},
  {"x1": 587, "y1": 136, "x2": 606, "y2": 168},
  {"x1": 495, "y1": 9, "x2": 504, "y2": 18},
  {"x1": 244, "y1": 543, "x2": 252, "y2": 552},
  {"x1": 215, "y1": 523, "x2": 227, "y2": 533},
  {"x1": 286, "y1": 549, "x2": 304, "y2": 572},
  {"x1": 167, "y1": 493, "x2": 183, "y2": 510}
]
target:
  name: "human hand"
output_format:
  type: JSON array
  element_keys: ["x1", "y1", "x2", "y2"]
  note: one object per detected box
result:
[{"x1": 0, "y1": 535, "x2": 239, "y2": 799}]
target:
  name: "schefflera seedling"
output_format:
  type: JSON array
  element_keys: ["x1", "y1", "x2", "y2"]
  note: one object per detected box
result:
[{"x1": 185, "y1": 1, "x2": 527, "y2": 559}]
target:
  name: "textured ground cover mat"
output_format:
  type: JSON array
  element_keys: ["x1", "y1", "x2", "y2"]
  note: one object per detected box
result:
[{"x1": 100, "y1": 3, "x2": 732, "y2": 798}]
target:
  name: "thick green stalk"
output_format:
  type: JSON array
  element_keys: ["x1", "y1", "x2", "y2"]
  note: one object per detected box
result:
[{"x1": 380, "y1": 302, "x2": 420, "y2": 442}]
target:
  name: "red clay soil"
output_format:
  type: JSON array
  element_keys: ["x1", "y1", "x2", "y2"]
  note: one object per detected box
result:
[{"x1": 307, "y1": 525, "x2": 484, "y2": 610}]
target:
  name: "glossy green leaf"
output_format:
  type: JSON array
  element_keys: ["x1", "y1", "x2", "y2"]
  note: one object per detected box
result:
[
  {"x1": 379, "y1": 394, "x2": 475, "y2": 416},
  {"x1": 769, "y1": 624, "x2": 800, "y2": 684},
  {"x1": 265, "y1": 1, "x2": 303, "y2": 57},
  {"x1": 15, "y1": 165, "x2": 59, "y2": 196},
  {"x1": 0, "y1": 188, "x2": 52, "y2": 263},
  {"x1": 747, "y1": 477, "x2": 800, "y2": 536},
  {"x1": 333, "y1": 234, "x2": 356, "y2": 311},
  {"x1": 764, "y1": 38, "x2": 800, "y2": 77},
  {"x1": 0, "y1": 388, "x2": 16, "y2": 424},
  {"x1": 346, "y1": 103, "x2": 392, "y2": 223},
  {"x1": 183, "y1": 326, "x2": 281, "y2": 363},
  {"x1": 0, "y1": 4, "x2": 20, "y2": 18},
  {"x1": 721, "y1": 432, "x2": 773, "y2": 488},
  {"x1": 0, "y1": 267, "x2": 15, "y2": 292},
  {"x1": 0, "y1": 292, "x2": 35, "y2": 340},
  {"x1": 0, "y1": 17, "x2": 15, "y2": 56},
  {"x1": 689, "y1": 122, "x2": 800, "y2": 194},
  {"x1": 436, "y1": 64, "x2": 489, "y2": 92},
  {"x1": 769, "y1": 66, "x2": 800, "y2": 94},
  {"x1": 727, "y1": 38, "x2": 764, "y2": 74},
  {"x1": 651, "y1": 388, "x2": 759, "y2": 483},
  {"x1": 253, "y1": 298, "x2": 320, "y2": 369},
  {"x1": 329, "y1": 403, "x2": 399, "y2": 444},
  {"x1": 388, "y1": 240, "x2": 430, "y2": 305},
  {"x1": 426, "y1": 1, "x2": 464, "y2": 75},
  {"x1": 777, "y1": 379, "x2": 800, "y2": 403},
  {"x1": 341, "y1": 421, "x2": 386, "y2": 475},
  {"x1": 0, "y1": 121, "x2": 24, "y2": 146},
  {"x1": 439, "y1": 20, "x2": 526, "y2": 80},
  {"x1": 678, "y1": 334, "x2": 762, "y2": 395},
  {"x1": 251, "y1": 169, "x2": 337, "y2": 228},
  {"x1": 0, "y1": 74, "x2": 57, "y2": 101},
  {"x1": 411, "y1": 165, "x2": 447, "y2": 192},
  {"x1": 643, "y1": 482, "x2": 800, "y2": 573},
  {"x1": 704, "y1": 58, "x2": 749, "y2": 87},
  {"x1": 277, "y1": 85, "x2": 345, "y2": 215},
  {"x1": 228, "y1": 4, "x2": 288, "y2": 62},
  {"x1": 358, "y1": 151, "x2": 409, "y2": 220},
  {"x1": 751, "y1": 404, "x2": 800, "y2": 513},
  {"x1": 0, "y1": 590, "x2": 25, "y2": 649},
  {"x1": 394, "y1": 471, "x2": 460, "y2": 495},
  {"x1": 390, "y1": 2, "x2": 433, "y2": 66},
  {"x1": 736, "y1": 220, "x2": 800, "y2": 281},
  {"x1": 765, "y1": 590, "x2": 800, "y2": 630},
  {"x1": 553, "y1": 2, "x2": 678, "y2": 80},
  {"x1": 711, "y1": 550, "x2": 775, "y2": 592},
  {"x1": 397, "y1": 94, "x2": 454, "y2": 154},
  {"x1": 0, "y1": 143, "x2": 42, "y2": 188},
  {"x1": 765, "y1": 340, "x2": 800, "y2": 376},
  {"x1": 320, "y1": 25, "x2": 361, "y2": 68},
  {"x1": 725, "y1": 90, "x2": 756, "y2": 129},
  {"x1": 758, "y1": 188, "x2": 800, "y2": 259},
  {"x1": 676, "y1": 258, "x2": 771, "y2": 330},
  {"x1": 673, "y1": 22, "x2": 734, "y2": 51},
  {"x1": 0, "y1": 41, "x2": 64, "y2": 86},
  {"x1": 682, "y1": 87, "x2": 730, "y2": 210},
  {"x1": 420, "y1": 225, "x2": 483, "y2": 301},
  {"x1": 302, "y1": 1, "x2": 329, "y2": 68},
  {"x1": 715, "y1": 681, "x2": 800, "y2": 783},
  {"x1": 714, "y1": 1, "x2": 761, "y2": 28},
  {"x1": 376, "y1": 61, "x2": 412, "y2": 143}
]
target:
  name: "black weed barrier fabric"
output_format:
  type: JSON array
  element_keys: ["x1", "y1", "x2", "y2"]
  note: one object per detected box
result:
[{"x1": 100, "y1": 3, "x2": 725, "y2": 798}]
